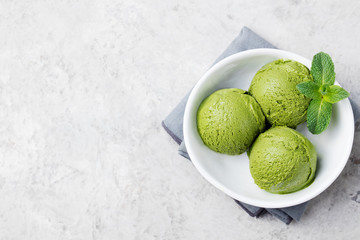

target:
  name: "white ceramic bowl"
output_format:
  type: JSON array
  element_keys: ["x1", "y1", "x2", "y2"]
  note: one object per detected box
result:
[{"x1": 183, "y1": 49, "x2": 354, "y2": 208}]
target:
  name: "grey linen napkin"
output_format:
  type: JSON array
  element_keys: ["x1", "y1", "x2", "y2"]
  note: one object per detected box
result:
[{"x1": 162, "y1": 26, "x2": 355, "y2": 224}]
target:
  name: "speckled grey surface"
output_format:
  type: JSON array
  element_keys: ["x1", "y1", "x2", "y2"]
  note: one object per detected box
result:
[{"x1": 1, "y1": 0, "x2": 360, "y2": 239}]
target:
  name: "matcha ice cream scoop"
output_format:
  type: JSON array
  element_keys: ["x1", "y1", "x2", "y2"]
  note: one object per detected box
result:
[
  {"x1": 197, "y1": 88, "x2": 266, "y2": 155},
  {"x1": 249, "y1": 59, "x2": 312, "y2": 128},
  {"x1": 249, "y1": 126, "x2": 317, "y2": 194}
]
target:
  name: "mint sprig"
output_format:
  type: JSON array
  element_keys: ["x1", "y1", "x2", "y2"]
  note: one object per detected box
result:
[{"x1": 296, "y1": 52, "x2": 350, "y2": 135}]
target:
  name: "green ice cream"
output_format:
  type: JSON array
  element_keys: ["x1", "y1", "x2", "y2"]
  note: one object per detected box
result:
[
  {"x1": 249, "y1": 59, "x2": 312, "y2": 128},
  {"x1": 249, "y1": 126, "x2": 317, "y2": 194},
  {"x1": 197, "y1": 88, "x2": 266, "y2": 155}
]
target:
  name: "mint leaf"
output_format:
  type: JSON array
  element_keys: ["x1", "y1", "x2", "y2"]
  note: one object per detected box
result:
[
  {"x1": 311, "y1": 52, "x2": 335, "y2": 86},
  {"x1": 319, "y1": 84, "x2": 330, "y2": 95},
  {"x1": 323, "y1": 85, "x2": 350, "y2": 104},
  {"x1": 307, "y1": 99, "x2": 332, "y2": 134},
  {"x1": 301, "y1": 52, "x2": 350, "y2": 135},
  {"x1": 296, "y1": 81, "x2": 321, "y2": 99}
]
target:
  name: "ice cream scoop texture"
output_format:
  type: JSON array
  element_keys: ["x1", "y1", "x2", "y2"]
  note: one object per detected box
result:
[
  {"x1": 248, "y1": 126, "x2": 317, "y2": 194},
  {"x1": 249, "y1": 59, "x2": 312, "y2": 128},
  {"x1": 197, "y1": 88, "x2": 266, "y2": 155}
]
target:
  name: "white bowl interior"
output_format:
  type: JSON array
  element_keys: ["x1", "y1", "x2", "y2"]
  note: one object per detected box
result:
[{"x1": 184, "y1": 49, "x2": 354, "y2": 208}]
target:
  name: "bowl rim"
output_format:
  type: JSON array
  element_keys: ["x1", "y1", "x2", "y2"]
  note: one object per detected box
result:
[{"x1": 183, "y1": 48, "x2": 355, "y2": 208}]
